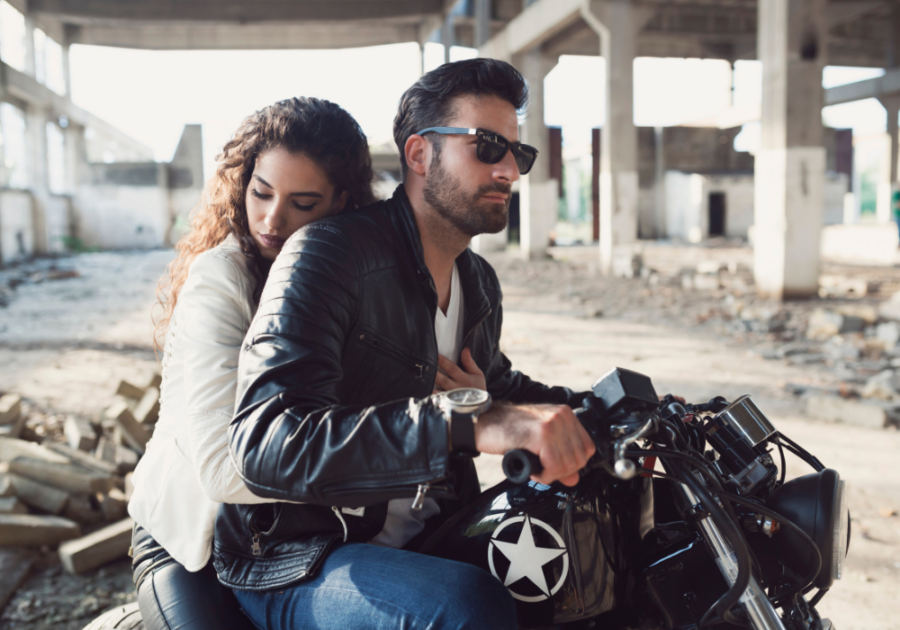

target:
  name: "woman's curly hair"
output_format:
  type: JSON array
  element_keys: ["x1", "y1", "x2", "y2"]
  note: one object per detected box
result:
[{"x1": 153, "y1": 97, "x2": 376, "y2": 352}]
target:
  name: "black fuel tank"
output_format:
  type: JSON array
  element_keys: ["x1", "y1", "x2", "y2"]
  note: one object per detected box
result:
[{"x1": 420, "y1": 471, "x2": 654, "y2": 628}]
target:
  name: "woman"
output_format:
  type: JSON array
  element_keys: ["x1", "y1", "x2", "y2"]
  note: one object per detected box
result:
[
  {"x1": 126, "y1": 96, "x2": 487, "y2": 630},
  {"x1": 127, "y1": 97, "x2": 376, "y2": 630}
]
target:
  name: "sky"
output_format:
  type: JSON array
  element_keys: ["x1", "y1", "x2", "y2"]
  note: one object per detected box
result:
[{"x1": 68, "y1": 42, "x2": 889, "y2": 179}]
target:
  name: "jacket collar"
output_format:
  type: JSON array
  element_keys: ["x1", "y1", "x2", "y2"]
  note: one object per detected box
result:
[{"x1": 388, "y1": 185, "x2": 492, "y2": 332}]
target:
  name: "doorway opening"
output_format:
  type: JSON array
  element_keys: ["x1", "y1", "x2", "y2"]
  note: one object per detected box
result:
[{"x1": 708, "y1": 192, "x2": 726, "y2": 237}]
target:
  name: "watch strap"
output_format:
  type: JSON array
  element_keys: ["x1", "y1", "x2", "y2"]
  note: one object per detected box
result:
[{"x1": 449, "y1": 410, "x2": 479, "y2": 457}]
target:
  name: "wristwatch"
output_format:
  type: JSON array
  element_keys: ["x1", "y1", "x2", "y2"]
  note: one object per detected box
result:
[{"x1": 440, "y1": 388, "x2": 491, "y2": 457}]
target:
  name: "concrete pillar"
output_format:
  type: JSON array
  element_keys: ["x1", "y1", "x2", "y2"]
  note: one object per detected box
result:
[
  {"x1": 517, "y1": 49, "x2": 558, "y2": 259},
  {"x1": 753, "y1": 0, "x2": 827, "y2": 300},
  {"x1": 26, "y1": 107, "x2": 51, "y2": 254},
  {"x1": 442, "y1": 13, "x2": 453, "y2": 64},
  {"x1": 653, "y1": 126, "x2": 666, "y2": 238},
  {"x1": 587, "y1": 0, "x2": 639, "y2": 274},
  {"x1": 61, "y1": 40, "x2": 72, "y2": 97},
  {"x1": 474, "y1": 0, "x2": 491, "y2": 49},
  {"x1": 23, "y1": 14, "x2": 36, "y2": 77}
]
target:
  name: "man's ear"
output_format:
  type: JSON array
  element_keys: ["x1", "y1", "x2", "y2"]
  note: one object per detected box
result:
[
  {"x1": 331, "y1": 190, "x2": 350, "y2": 215},
  {"x1": 404, "y1": 134, "x2": 429, "y2": 178}
]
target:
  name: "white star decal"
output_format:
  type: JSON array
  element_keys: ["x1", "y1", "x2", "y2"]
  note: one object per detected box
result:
[{"x1": 491, "y1": 514, "x2": 567, "y2": 598}]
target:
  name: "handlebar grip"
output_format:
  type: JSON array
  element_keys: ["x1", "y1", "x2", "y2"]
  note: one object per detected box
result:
[{"x1": 502, "y1": 449, "x2": 543, "y2": 484}]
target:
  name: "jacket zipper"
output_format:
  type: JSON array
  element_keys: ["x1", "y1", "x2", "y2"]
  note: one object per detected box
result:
[
  {"x1": 412, "y1": 482, "x2": 431, "y2": 511},
  {"x1": 248, "y1": 505, "x2": 282, "y2": 557},
  {"x1": 319, "y1": 476, "x2": 451, "y2": 503},
  {"x1": 359, "y1": 333, "x2": 429, "y2": 379}
]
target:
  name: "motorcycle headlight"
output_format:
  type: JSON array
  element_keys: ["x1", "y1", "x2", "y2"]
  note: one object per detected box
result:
[{"x1": 768, "y1": 469, "x2": 851, "y2": 589}]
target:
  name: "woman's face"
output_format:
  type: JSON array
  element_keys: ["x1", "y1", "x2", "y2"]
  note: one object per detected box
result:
[{"x1": 246, "y1": 146, "x2": 348, "y2": 261}]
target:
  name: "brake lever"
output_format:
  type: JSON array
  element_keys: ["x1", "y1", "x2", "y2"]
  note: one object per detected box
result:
[{"x1": 610, "y1": 415, "x2": 657, "y2": 480}]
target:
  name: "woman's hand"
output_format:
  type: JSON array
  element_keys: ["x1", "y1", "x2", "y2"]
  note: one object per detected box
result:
[{"x1": 433, "y1": 348, "x2": 486, "y2": 393}]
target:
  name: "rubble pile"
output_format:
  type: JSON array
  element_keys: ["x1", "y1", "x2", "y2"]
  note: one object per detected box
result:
[
  {"x1": 0, "y1": 375, "x2": 159, "y2": 617},
  {"x1": 490, "y1": 243, "x2": 900, "y2": 431}
]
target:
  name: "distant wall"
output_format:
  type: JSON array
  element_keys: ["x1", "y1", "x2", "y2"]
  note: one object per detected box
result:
[
  {"x1": 0, "y1": 190, "x2": 34, "y2": 264},
  {"x1": 70, "y1": 124, "x2": 204, "y2": 250}
]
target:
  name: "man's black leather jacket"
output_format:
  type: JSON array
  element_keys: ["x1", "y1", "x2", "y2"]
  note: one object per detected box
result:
[{"x1": 213, "y1": 185, "x2": 583, "y2": 592}]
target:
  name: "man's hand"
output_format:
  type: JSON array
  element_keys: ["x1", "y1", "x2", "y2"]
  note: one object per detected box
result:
[
  {"x1": 433, "y1": 348, "x2": 486, "y2": 393},
  {"x1": 474, "y1": 403, "x2": 596, "y2": 487}
]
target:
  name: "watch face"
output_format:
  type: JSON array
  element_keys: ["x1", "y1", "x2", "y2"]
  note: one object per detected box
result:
[{"x1": 446, "y1": 388, "x2": 489, "y2": 406}]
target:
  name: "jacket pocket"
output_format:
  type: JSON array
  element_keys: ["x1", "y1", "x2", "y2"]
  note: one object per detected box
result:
[{"x1": 356, "y1": 329, "x2": 432, "y2": 380}]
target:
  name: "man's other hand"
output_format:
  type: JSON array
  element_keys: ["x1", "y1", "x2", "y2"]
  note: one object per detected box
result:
[
  {"x1": 433, "y1": 348, "x2": 486, "y2": 393},
  {"x1": 474, "y1": 403, "x2": 596, "y2": 487}
]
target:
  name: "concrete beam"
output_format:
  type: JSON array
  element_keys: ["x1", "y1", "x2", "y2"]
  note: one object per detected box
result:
[
  {"x1": 66, "y1": 20, "x2": 423, "y2": 50},
  {"x1": 825, "y1": 68, "x2": 900, "y2": 107},
  {"x1": 2, "y1": 61, "x2": 153, "y2": 159},
  {"x1": 825, "y1": 0, "x2": 887, "y2": 27},
  {"x1": 480, "y1": 0, "x2": 583, "y2": 61},
  {"x1": 29, "y1": 0, "x2": 443, "y2": 22}
]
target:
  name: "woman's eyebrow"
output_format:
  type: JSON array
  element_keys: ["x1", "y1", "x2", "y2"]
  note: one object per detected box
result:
[{"x1": 252, "y1": 174, "x2": 323, "y2": 197}]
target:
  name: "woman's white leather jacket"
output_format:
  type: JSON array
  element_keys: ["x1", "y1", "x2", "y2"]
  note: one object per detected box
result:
[{"x1": 128, "y1": 235, "x2": 280, "y2": 572}]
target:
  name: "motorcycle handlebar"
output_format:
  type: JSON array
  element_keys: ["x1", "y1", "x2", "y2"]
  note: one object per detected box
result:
[{"x1": 502, "y1": 449, "x2": 543, "y2": 484}]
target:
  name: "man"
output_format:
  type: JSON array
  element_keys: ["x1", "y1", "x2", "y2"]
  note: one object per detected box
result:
[{"x1": 214, "y1": 58, "x2": 596, "y2": 629}]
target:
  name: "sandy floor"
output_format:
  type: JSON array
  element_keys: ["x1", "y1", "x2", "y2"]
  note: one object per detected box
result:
[{"x1": 0, "y1": 247, "x2": 897, "y2": 630}]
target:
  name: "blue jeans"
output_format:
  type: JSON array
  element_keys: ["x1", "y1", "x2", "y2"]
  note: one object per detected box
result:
[{"x1": 232, "y1": 543, "x2": 517, "y2": 630}]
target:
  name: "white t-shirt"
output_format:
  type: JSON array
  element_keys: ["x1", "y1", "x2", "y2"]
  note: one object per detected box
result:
[{"x1": 370, "y1": 263, "x2": 464, "y2": 548}]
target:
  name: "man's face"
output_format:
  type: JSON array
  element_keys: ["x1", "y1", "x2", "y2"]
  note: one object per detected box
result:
[{"x1": 422, "y1": 94, "x2": 521, "y2": 237}]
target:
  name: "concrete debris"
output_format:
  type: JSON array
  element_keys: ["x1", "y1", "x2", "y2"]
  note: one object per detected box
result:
[
  {"x1": 0, "y1": 514, "x2": 81, "y2": 547},
  {"x1": 104, "y1": 402, "x2": 150, "y2": 454},
  {"x1": 64, "y1": 416, "x2": 98, "y2": 453},
  {"x1": 819, "y1": 275, "x2": 869, "y2": 299},
  {"x1": 612, "y1": 252, "x2": 643, "y2": 279},
  {"x1": 876, "y1": 322, "x2": 900, "y2": 351},
  {"x1": 114, "y1": 381, "x2": 145, "y2": 402},
  {"x1": 878, "y1": 290, "x2": 900, "y2": 322},
  {"x1": 58, "y1": 518, "x2": 133, "y2": 576},
  {"x1": 806, "y1": 396, "x2": 891, "y2": 430},
  {"x1": 0, "y1": 394, "x2": 23, "y2": 425},
  {"x1": 0, "y1": 548, "x2": 35, "y2": 612},
  {"x1": 862, "y1": 370, "x2": 900, "y2": 401},
  {"x1": 806, "y1": 309, "x2": 865, "y2": 340}
]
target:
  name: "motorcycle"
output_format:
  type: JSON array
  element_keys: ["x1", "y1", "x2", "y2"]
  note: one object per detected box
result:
[
  {"x1": 420, "y1": 367, "x2": 850, "y2": 630},
  {"x1": 85, "y1": 366, "x2": 850, "y2": 630}
]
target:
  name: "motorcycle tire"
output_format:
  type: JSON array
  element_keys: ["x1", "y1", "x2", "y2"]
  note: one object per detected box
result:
[{"x1": 81, "y1": 602, "x2": 144, "y2": 630}]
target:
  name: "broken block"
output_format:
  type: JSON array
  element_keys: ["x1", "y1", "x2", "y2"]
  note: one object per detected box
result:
[
  {"x1": 0, "y1": 437, "x2": 70, "y2": 465},
  {"x1": 115, "y1": 445, "x2": 138, "y2": 474},
  {"x1": 7, "y1": 457, "x2": 114, "y2": 495},
  {"x1": 43, "y1": 442, "x2": 118, "y2": 476},
  {"x1": 97, "y1": 488, "x2": 128, "y2": 522},
  {"x1": 147, "y1": 373, "x2": 162, "y2": 390},
  {"x1": 105, "y1": 402, "x2": 150, "y2": 453},
  {"x1": 0, "y1": 394, "x2": 21, "y2": 425},
  {"x1": 116, "y1": 380, "x2": 146, "y2": 401},
  {"x1": 8, "y1": 474, "x2": 70, "y2": 515},
  {"x1": 64, "y1": 416, "x2": 98, "y2": 452},
  {"x1": 63, "y1": 494, "x2": 103, "y2": 526},
  {"x1": 0, "y1": 497, "x2": 28, "y2": 514},
  {"x1": 0, "y1": 413, "x2": 26, "y2": 440},
  {"x1": 0, "y1": 474, "x2": 13, "y2": 497},
  {"x1": 58, "y1": 517, "x2": 133, "y2": 575},
  {"x1": 0, "y1": 513, "x2": 80, "y2": 547},
  {"x1": 123, "y1": 472, "x2": 134, "y2": 501},
  {"x1": 134, "y1": 387, "x2": 160, "y2": 426}
]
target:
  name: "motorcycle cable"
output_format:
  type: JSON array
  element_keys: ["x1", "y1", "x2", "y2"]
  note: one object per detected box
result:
[
  {"x1": 717, "y1": 490, "x2": 823, "y2": 607},
  {"x1": 668, "y1": 458, "x2": 754, "y2": 628},
  {"x1": 631, "y1": 447, "x2": 765, "y2": 577},
  {"x1": 776, "y1": 433, "x2": 825, "y2": 472},
  {"x1": 629, "y1": 441, "x2": 754, "y2": 627},
  {"x1": 774, "y1": 438, "x2": 787, "y2": 487}
]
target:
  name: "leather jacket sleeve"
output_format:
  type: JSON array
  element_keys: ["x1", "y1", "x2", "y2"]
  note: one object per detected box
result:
[{"x1": 229, "y1": 225, "x2": 451, "y2": 507}]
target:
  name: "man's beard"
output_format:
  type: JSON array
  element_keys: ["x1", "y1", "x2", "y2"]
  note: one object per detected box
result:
[{"x1": 422, "y1": 153, "x2": 511, "y2": 237}]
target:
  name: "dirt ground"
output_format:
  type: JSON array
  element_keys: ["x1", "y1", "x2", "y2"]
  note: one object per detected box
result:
[{"x1": 0, "y1": 245, "x2": 898, "y2": 630}]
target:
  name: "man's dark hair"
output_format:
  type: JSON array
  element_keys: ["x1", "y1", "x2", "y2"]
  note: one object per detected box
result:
[{"x1": 393, "y1": 58, "x2": 528, "y2": 180}]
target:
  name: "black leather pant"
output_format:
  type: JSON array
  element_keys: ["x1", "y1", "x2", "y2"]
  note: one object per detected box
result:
[{"x1": 131, "y1": 524, "x2": 258, "y2": 630}]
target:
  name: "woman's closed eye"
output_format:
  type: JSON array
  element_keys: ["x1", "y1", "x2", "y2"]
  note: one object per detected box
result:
[{"x1": 251, "y1": 189, "x2": 316, "y2": 211}]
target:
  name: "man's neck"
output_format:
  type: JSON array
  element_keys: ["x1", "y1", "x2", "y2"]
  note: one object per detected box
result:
[{"x1": 405, "y1": 180, "x2": 469, "y2": 313}]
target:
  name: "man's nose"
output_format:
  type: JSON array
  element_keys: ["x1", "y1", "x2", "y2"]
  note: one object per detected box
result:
[{"x1": 494, "y1": 148, "x2": 520, "y2": 183}]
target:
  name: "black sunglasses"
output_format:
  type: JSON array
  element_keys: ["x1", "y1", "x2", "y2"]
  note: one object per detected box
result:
[{"x1": 415, "y1": 127, "x2": 539, "y2": 175}]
